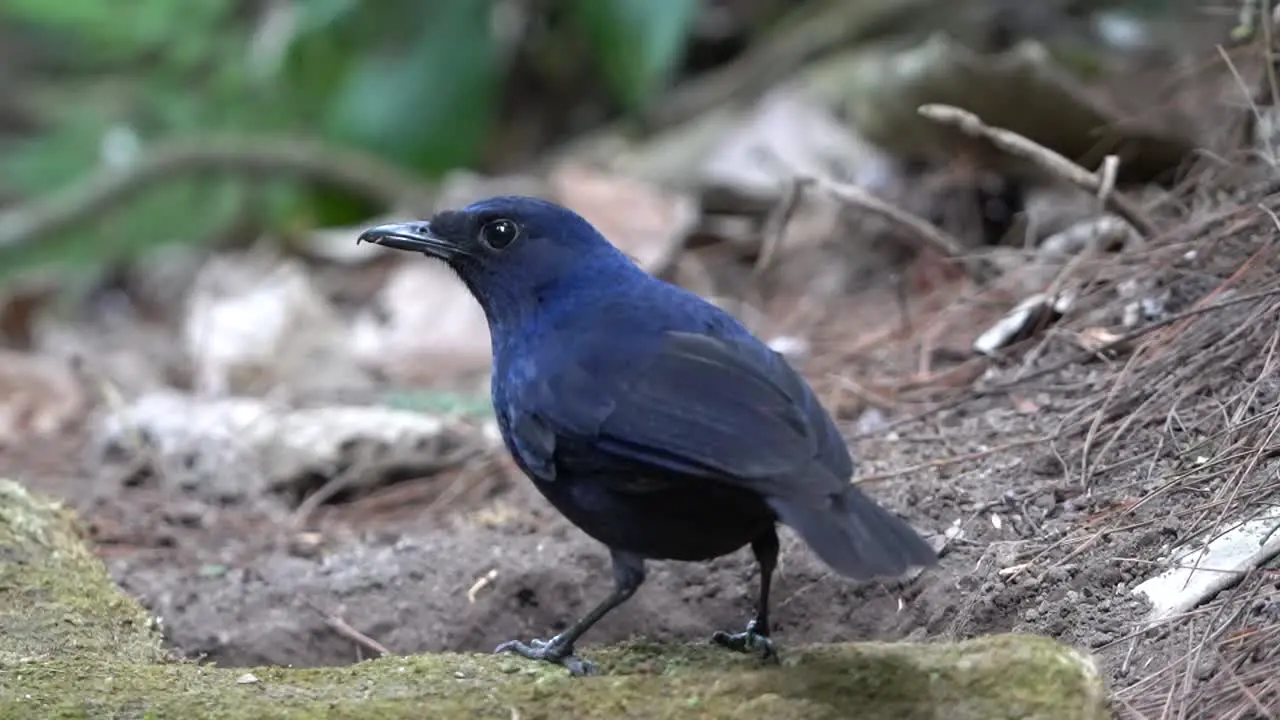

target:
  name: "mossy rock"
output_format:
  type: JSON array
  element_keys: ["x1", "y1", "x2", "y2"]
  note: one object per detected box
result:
[{"x1": 0, "y1": 480, "x2": 1112, "y2": 719}]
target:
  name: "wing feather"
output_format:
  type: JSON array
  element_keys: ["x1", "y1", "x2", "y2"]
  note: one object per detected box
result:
[{"x1": 525, "y1": 331, "x2": 849, "y2": 500}]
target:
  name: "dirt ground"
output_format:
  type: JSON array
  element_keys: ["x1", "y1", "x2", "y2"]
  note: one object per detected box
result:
[
  {"x1": 4, "y1": 223, "x2": 1280, "y2": 719},
  {"x1": 16, "y1": 394, "x2": 1125, "y2": 671}
]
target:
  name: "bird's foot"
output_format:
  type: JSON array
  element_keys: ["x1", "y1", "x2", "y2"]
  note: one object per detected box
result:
[
  {"x1": 711, "y1": 622, "x2": 778, "y2": 662},
  {"x1": 494, "y1": 635, "x2": 597, "y2": 676}
]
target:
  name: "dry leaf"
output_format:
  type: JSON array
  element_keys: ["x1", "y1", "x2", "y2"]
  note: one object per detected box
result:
[
  {"x1": 1010, "y1": 394, "x2": 1041, "y2": 414},
  {"x1": 701, "y1": 89, "x2": 899, "y2": 204},
  {"x1": 350, "y1": 261, "x2": 491, "y2": 384},
  {"x1": 0, "y1": 350, "x2": 86, "y2": 447},
  {"x1": 0, "y1": 277, "x2": 59, "y2": 350},
  {"x1": 93, "y1": 391, "x2": 489, "y2": 506},
  {"x1": 1077, "y1": 327, "x2": 1128, "y2": 354},
  {"x1": 1038, "y1": 215, "x2": 1138, "y2": 259},
  {"x1": 973, "y1": 292, "x2": 1073, "y2": 356},
  {"x1": 548, "y1": 164, "x2": 698, "y2": 276},
  {"x1": 184, "y1": 253, "x2": 374, "y2": 397}
]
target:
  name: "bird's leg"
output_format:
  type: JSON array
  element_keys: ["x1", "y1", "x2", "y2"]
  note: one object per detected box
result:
[
  {"x1": 712, "y1": 529, "x2": 779, "y2": 661},
  {"x1": 495, "y1": 549, "x2": 646, "y2": 676}
]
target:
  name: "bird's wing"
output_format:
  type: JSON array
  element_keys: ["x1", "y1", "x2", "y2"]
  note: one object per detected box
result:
[{"x1": 528, "y1": 330, "x2": 851, "y2": 499}]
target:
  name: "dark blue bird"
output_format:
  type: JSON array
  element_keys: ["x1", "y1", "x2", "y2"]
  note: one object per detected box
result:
[{"x1": 358, "y1": 196, "x2": 936, "y2": 675}]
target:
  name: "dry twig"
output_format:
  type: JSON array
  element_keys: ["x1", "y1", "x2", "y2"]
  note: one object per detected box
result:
[
  {"x1": 301, "y1": 597, "x2": 392, "y2": 658},
  {"x1": 772, "y1": 162, "x2": 998, "y2": 283},
  {"x1": 917, "y1": 104, "x2": 1160, "y2": 238}
]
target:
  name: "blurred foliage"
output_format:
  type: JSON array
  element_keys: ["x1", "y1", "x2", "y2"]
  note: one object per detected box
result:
[
  {"x1": 0, "y1": 0, "x2": 700, "y2": 277},
  {"x1": 569, "y1": 0, "x2": 700, "y2": 112},
  {"x1": 0, "y1": 0, "x2": 1204, "y2": 281}
]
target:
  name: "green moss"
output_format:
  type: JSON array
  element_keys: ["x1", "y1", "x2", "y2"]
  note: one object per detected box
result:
[
  {"x1": 2, "y1": 637, "x2": 1109, "y2": 720},
  {"x1": 0, "y1": 479, "x2": 1112, "y2": 719},
  {"x1": 0, "y1": 482, "x2": 166, "y2": 667}
]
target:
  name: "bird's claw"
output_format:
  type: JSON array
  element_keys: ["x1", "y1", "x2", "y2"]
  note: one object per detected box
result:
[
  {"x1": 711, "y1": 628, "x2": 778, "y2": 662},
  {"x1": 494, "y1": 636, "x2": 597, "y2": 676}
]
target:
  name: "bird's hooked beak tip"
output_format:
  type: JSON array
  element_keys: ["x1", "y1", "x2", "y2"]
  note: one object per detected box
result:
[{"x1": 357, "y1": 221, "x2": 454, "y2": 258}]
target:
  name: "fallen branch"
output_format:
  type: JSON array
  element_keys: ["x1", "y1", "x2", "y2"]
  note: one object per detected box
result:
[
  {"x1": 771, "y1": 160, "x2": 999, "y2": 283},
  {"x1": 917, "y1": 104, "x2": 1160, "y2": 238}
]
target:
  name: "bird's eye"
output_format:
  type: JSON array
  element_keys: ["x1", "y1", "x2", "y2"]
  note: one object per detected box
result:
[{"x1": 480, "y1": 218, "x2": 520, "y2": 250}]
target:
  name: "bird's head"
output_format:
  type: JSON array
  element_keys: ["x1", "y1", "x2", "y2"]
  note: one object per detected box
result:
[{"x1": 358, "y1": 195, "x2": 636, "y2": 323}]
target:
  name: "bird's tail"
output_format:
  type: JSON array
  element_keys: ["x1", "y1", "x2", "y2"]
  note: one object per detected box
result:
[{"x1": 767, "y1": 488, "x2": 937, "y2": 581}]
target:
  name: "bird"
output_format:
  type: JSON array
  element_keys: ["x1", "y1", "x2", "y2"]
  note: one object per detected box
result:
[{"x1": 357, "y1": 195, "x2": 937, "y2": 676}]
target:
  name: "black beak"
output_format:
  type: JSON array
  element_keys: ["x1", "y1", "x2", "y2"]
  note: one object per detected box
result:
[{"x1": 357, "y1": 221, "x2": 457, "y2": 259}]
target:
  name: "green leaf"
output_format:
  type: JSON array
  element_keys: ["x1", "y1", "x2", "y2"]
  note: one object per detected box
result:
[
  {"x1": 321, "y1": 0, "x2": 501, "y2": 175},
  {"x1": 294, "y1": 0, "x2": 363, "y2": 35},
  {"x1": 568, "y1": 0, "x2": 698, "y2": 112},
  {"x1": 0, "y1": 0, "x2": 233, "y2": 63},
  {"x1": 0, "y1": 0, "x2": 518, "y2": 277}
]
